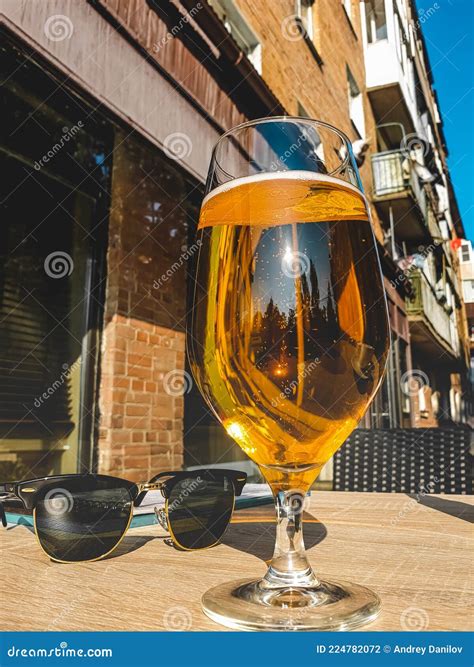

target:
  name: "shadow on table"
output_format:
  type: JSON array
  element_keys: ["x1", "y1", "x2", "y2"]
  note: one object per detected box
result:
[
  {"x1": 104, "y1": 535, "x2": 161, "y2": 559},
  {"x1": 222, "y1": 510, "x2": 327, "y2": 562},
  {"x1": 409, "y1": 494, "x2": 474, "y2": 523}
]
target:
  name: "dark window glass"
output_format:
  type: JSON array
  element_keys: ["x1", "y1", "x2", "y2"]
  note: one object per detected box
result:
[{"x1": 0, "y1": 35, "x2": 112, "y2": 479}]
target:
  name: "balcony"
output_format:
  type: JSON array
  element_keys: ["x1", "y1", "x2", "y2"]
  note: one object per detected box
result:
[
  {"x1": 365, "y1": 41, "x2": 416, "y2": 132},
  {"x1": 363, "y1": 0, "x2": 417, "y2": 133},
  {"x1": 406, "y1": 269, "x2": 460, "y2": 361},
  {"x1": 371, "y1": 150, "x2": 431, "y2": 242}
]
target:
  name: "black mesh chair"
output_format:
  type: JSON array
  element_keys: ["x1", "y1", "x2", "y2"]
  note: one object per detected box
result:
[{"x1": 333, "y1": 429, "x2": 473, "y2": 494}]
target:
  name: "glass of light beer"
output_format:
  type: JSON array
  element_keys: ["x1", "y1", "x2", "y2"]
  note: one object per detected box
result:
[{"x1": 188, "y1": 117, "x2": 389, "y2": 630}]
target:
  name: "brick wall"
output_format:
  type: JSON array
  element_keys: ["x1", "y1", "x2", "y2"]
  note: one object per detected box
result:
[
  {"x1": 98, "y1": 315, "x2": 185, "y2": 481},
  {"x1": 235, "y1": 0, "x2": 384, "y2": 241},
  {"x1": 97, "y1": 129, "x2": 197, "y2": 481}
]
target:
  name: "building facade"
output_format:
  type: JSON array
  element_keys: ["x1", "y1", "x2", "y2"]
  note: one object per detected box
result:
[
  {"x1": 458, "y1": 239, "x2": 474, "y2": 423},
  {"x1": 0, "y1": 0, "x2": 470, "y2": 484}
]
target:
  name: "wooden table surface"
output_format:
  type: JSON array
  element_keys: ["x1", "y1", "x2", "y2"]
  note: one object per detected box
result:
[{"x1": 1, "y1": 492, "x2": 472, "y2": 632}]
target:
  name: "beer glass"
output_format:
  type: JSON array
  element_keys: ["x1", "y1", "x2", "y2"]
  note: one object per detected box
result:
[{"x1": 188, "y1": 118, "x2": 389, "y2": 630}]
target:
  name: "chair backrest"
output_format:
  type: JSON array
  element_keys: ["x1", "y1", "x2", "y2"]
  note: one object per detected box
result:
[{"x1": 333, "y1": 429, "x2": 473, "y2": 494}]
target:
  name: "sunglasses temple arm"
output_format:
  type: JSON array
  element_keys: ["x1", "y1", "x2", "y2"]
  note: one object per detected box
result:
[
  {"x1": 133, "y1": 492, "x2": 146, "y2": 508},
  {"x1": 0, "y1": 483, "x2": 20, "y2": 528}
]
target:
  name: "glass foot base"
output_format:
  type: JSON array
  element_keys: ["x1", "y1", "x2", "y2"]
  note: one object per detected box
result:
[{"x1": 202, "y1": 577, "x2": 380, "y2": 631}]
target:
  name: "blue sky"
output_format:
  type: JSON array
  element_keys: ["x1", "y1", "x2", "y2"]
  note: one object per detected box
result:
[{"x1": 414, "y1": 0, "x2": 474, "y2": 241}]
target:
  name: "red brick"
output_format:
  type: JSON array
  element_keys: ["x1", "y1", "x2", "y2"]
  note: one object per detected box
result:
[
  {"x1": 114, "y1": 377, "x2": 130, "y2": 389},
  {"x1": 126, "y1": 404, "x2": 150, "y2": 417},
  {"x1": 123, "y1": 416, "x2": 149, "y2": 430},
  {"x1": 128, "y1": 354, "x2": 152, "y2": 368},
  {"x1": 112, "y1": 389, "x2": 127, "y2": 403},
  {"x1": 127, "y1": 365, "x2": 153, "y2": 380},
  {"x1": 123, "y1": 456, "x2": 149, "y2": 469},
  {"x1": 115, "y1": 324, "x2": 135, "y2": 340},
  {"x1": 110, "y1": 430, "x2": 132, "y2": 444}
]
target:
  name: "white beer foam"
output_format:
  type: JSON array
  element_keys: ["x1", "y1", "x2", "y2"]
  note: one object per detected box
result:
[{"x1": 202, "y1": 170, "x2": 365, "y2": 207}]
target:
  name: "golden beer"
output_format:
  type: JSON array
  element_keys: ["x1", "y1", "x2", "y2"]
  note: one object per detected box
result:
[{"x1": 189, "y1": 171, "x2": 389, "y2": 493}]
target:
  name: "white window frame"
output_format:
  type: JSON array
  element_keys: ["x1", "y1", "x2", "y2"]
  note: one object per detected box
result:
[
  {"x1": 346, "y1": 66, "x2": 365, "y2": 139},
  {"x1": 365, "y1": 0, "x2": 388, "y2": 44},
  {"x1": 296, "y1": 0, "x2": 314, "y2": 40},
  {"x1": 342, "y1": 0, "x2": 352, "y2": 22},
  {"x1": 209, "y1": 0, "x2": 262, "y2": 74}
]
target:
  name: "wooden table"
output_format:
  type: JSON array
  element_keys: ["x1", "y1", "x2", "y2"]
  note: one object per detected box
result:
[{"x1": 1, "y1": 492, "x2": 472, "y2": 631}]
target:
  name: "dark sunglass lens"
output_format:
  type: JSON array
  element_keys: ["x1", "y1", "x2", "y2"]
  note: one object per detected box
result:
[
  {"x1": 167, "y1": 474, "x2": 235, "y2": 550},
  {"x1": 35, "y1": 478, "x2": 132, "y2": 562}
]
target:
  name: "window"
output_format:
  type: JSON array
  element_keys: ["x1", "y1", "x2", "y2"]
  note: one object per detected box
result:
[
  {"x1": 209, "y1": 0, "x2": 262, "y2": 73},
  {"x1": 364, "y1": 0, "x2": 387, "y2": 43},
  {"x1": 1, "y1": 36, "x2": 199, "y2": 483},
  {"x1": 1, "y1": 40, "x2": 113, "y2": 478},
  {"x1": 462, "y1": 280, "x2": 474, "y2": 303},
  {"x1": 342, "y1": 0, "x2": 352, "y2": 22},
  {"x1": 297, "y1": 100, "x2": 310, "y2": 117},
  {"x1": 394, "y1": 13, "x2": 402, "y2": 65},
  {"x1": 296, "y1": 0, "x2": 314, "y2": 40},
  {"x1": 393, "y1": 11, "x2": 408, "y2": 72},
  {"x1": 461, "y1": 242, "x2": 472, "y2": 263},
  {"x1": 347, "y1": 66, "x2": 365, "y2": 138},
  {"x1": 295, "y1": 0, "x2": 323, "y2": 66}
]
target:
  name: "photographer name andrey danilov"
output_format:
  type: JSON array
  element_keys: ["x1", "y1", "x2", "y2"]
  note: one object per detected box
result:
[{"x1": 393, "y1": 645, "x2": 464, "y2": 655}]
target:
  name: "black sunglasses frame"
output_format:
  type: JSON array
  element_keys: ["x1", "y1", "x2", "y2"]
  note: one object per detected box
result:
[{"x1": 0, "y1": 469, "x2": 247, "y2": 561}]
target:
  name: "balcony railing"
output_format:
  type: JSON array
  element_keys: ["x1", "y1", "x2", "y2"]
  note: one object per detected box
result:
[
  {"x1": 406, "y1": 269, "x2": 456, "y2": 353},
  {"x1": 372, "y1": 149, "x2": 427, "y2": 216}
]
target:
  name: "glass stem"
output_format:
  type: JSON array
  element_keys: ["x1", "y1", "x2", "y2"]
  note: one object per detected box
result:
[{"x1": 263, "y1": 490, "x2": 320, "y2": 589}]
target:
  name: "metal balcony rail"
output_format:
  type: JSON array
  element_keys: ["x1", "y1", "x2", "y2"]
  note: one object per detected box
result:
[
  {"x1": 371, "y1": 149, "x2": 427, "y2": 221},
  {"x1": 406, "y1": 268, "x2": 454, "y2": 351}
]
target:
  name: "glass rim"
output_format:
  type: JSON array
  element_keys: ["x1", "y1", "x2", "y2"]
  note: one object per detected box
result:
[{"x1": 212, "y1": 115, "x2": 353, "y2": 178}]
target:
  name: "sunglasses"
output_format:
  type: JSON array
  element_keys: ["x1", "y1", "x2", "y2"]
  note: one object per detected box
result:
[{"x1": 0, "y1": 469, "x2": 247, "y2": 563}]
